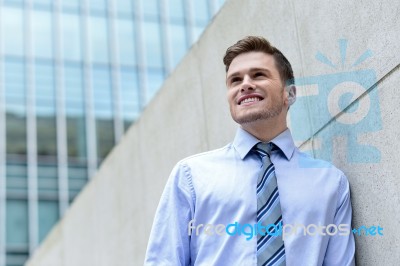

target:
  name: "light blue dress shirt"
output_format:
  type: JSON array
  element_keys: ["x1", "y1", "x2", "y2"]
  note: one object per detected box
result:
[{"x1": 145, "y1": 128, "x2": 355, "y2": 266}]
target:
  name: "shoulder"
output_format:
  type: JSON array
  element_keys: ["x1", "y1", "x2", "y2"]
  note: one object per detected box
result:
[
  {"x1": 167, "y1": 143, "x2": 234, "y2": 196},
  {"x1": 294, "y1": 148, "x2": 334, "y2": 168},
  {"x1": 175, "y1": 143, "x2": 234, "y2": 168},
  {"x1": 293, "y1": 148, "x2": 345, "y2": 174},
  {"x1": 292, "y1": 148, "x2": 349, "y2": 190},
  {"x1": 291, "y1": 148, "x2": 351, "y2": 205}
]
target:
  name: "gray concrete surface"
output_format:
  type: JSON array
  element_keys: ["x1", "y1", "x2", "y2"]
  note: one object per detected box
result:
[{"x1": 26, "y1": 0, "x2": 400, "y2": 265}]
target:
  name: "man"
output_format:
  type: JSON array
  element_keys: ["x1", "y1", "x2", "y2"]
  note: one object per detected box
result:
[{"x1": 145, "y1": 36, "x2": 355, "y2": 265}]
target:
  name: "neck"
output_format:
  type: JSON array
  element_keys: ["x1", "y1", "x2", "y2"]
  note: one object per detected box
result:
[{"x1": 240, "y1": 114, "x2": 288, "y2": 142}]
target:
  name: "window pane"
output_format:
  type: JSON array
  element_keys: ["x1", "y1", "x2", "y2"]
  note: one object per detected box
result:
[
  {"x1": 6, "y1": 162, "x2": 28, "y2": 196},
  {"x1": 61, "y1": 13, "x2": 82, "y2": 61},
  {"x1": 68, "y1": 162, "x2": 88, "y2": 202},
  {"x1": 64, "y1": 64, "x2": 87, "y2": 159},
  {"x1": 4, "y1": 0, "x2": 24, "y2": 6},
  {"x1": 96, "y1": 118, "x2": 114, "y2": 159},
  {"x1": 168, "y1": 0, "x2": 185, "y2": 23},
  {"x1": 68, "y1": 163, "x2": 87, "y2": 180},
  {"x1": 92, "y1": 66, "x2": 113, "y2": 117},
  {"x1": 115, "y1": 0, "x2": 132, "y2": 17},
  {"x1": 123, "y1": 120, "x2": 132, "y2": 131},
  {"x1": 193, "y1": 25, "x2": 207, "y2": 43},
  {"x1": 6, "y1": 200, "x2": 29, "y2": 246},
  {"x1": 6, "y1": 162, "x2": 27, "y2": 178},
  {"x1": 6, "y1": 253, "x2": 29, "y2": 266},
  {"x1": 6, "y1": 113, "x2": 27, "y2": 155},
  {"x1": 4, "y1": 57, "x2": 26, "y2": 116},
  {"x1": 193, "y1": 1, "x2": 210, "y2": 24},
  {"x1": 89, "y1": 0, "x2": 107, "y2": 14},
  {"x1": 169, "y1": 24, "x2": 187, "y2": 68},
  {"x1": 32, "y1": 0, "x2": 52, "y2": 9},
  {"x1": 38, "y1": 200, "x2": 59, "y2": 242},
  {"x1": 67, "y1": 116, "x2": 87, "y2": 158},
  {"x1": 64, "y1": 63, "x2": 85, "y2": 115},
  {"x1": 146, "y1": 69, "x2": 164, "y2": 103},
  {"x1": 35, "y1": 62, "x2": 57, "y2": 156},
  {"x1": 89, "y1": 16, "x2": 109, "y2": 63},
  {"x1": 216, "y1": 0, "x2": 226, "y2": 10},
  {"x1": 120, "y1": 68, "x2": 140, "y2": 123},
  {"x1": 4, "y1": 58, "x2": 27, "y2": 155},
  {"x1": 62, "y1": 0, "x2": 80, "y2": 11},
  {"x1": 92, "y1": 66, "x2": 114, "y2": 159},
  {"x1": 37, "y1": 116, "x2": 57, "y2": 156},
  {"x1": 32, "y1": 10, "x2": 53, "y2": 59},
  {"x1": 38, "y1": 162, "x2": 58, "y2": 197},
  {"x1": 36, "y1": 56, "x2": 56, "y2": 156},
  {"x1": 142, "y1": 0, "x2": 159, "y2": 19},
  {"x1": 143, "y1": 21, "x2": 163, "y2": 68},
  {"x1": 116, "y1": 19, "x2": 136, "y2": 65},
  {"x1": 1, "y1": 7, "x2": 24, "y2": 56},
  {"x1": 35, "y1": 62, "x2": 55, "y2": 115}
]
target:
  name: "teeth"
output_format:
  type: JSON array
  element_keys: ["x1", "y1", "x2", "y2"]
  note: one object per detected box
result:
[{"x1": 241, "y1": 97, "x2": 260, "y2": 105}]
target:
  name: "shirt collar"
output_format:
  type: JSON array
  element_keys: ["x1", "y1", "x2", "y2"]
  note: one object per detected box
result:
[{"x1": 232, "y1": 127, "x2": 296, "y2": 160}]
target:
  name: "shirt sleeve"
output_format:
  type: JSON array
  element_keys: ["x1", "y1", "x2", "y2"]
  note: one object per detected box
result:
[
  {"x1": 323, "y1": 174, "x2": 356, "y2": 266},
  {"x1": 144, "y1": 163, "x2": 195, "y2": 266}
]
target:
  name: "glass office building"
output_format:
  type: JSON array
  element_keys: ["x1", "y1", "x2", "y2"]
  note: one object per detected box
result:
[{"x1": 0, "y1": 0, "x2": 225, "y2": 265}]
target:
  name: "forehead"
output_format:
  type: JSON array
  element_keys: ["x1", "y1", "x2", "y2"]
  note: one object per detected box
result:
[{"x1": 227, "y1": 52, "x2": 279, "y2": 77}]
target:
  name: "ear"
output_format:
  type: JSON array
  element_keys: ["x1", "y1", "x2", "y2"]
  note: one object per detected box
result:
[{"x1": 286, "y1": 85, "x2": 296, "y2": 105}]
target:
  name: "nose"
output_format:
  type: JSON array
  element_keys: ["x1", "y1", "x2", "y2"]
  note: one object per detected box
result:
[{"x1": 240, "y1": 75, "x2": 255, "y2": 92}]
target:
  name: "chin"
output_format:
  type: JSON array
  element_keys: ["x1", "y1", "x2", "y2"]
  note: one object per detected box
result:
[
  {"x1": 232, "y1": 113, "x2": 264, "y2": 125},
  {"x1": 232, "y1": 107, "x2": 284, "y2": 125}
]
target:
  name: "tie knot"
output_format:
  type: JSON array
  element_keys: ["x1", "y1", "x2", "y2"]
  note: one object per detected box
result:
[{"x1": 254, "y1": 142, "x2": 274, "y2": 157}]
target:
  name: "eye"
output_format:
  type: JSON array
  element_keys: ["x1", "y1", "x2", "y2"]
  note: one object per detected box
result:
[
  {"x1": 254, "y1": 72, "x2": 266, "y2": 78},
  {"x1": 230, "y1": 77, "x2": 242, "y2": 84}
]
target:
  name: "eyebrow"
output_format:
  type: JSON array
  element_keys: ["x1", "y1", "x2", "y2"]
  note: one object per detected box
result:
[{"x1": 226, "y1": 67, "x2": 272, "y2": 80}]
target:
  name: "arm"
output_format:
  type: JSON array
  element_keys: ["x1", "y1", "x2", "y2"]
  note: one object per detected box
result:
[
  {"x1": 144, "y1": 163, "x2": 195, "y2": 266},
  {"x1": 323, "y1": 174, "x2": 356, "y2": 266}
]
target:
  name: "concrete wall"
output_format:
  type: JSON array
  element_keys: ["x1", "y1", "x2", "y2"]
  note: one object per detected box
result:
[{"x1": 26, "y1": 0, "x2": 400, "y2": 265}]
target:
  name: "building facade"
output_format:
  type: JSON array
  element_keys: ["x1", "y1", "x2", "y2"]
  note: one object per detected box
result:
[{"x1": 0, "y1": 0, "x2": 225, "y2": 265}]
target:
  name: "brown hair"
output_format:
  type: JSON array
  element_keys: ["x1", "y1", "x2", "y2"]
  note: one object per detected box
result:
[{"x1": 223, "y1": 36, "x2": 294, "y2": 85}]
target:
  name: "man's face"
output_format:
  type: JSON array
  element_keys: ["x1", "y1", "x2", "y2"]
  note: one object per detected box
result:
[{"x1": 226, "y1": 52, "x2": 288, "y2": 125}]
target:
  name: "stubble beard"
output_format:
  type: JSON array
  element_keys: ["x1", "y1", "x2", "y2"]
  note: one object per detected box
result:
[{"x1": 231, "y1": 99, "x2": 284, "y2": 124}]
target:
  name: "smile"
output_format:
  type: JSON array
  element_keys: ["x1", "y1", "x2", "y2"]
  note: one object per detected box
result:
[{"x1": 238, "y1": 96, "x2": 263, "y2": 105}]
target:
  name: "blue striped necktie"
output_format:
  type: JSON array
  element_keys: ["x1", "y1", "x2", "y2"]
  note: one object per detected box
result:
[{"x1": 254, "y1": 142, "x2": 286, "y2": 266}]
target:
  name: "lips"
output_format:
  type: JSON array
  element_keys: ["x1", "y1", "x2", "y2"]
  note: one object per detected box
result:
[{"x1": 237, "y1": 94, "x2": 264, "y2": 105}]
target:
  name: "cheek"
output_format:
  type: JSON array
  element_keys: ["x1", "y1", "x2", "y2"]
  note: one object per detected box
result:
[{"x1": 227, "y1": 90, "x2": 235, "y2": 104}]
